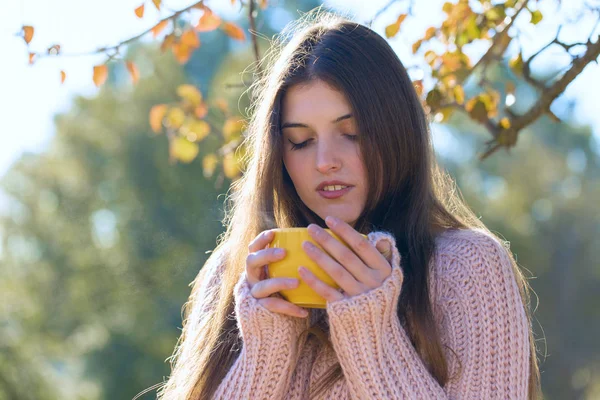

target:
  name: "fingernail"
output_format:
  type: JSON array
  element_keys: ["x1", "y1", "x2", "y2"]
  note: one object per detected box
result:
[
  {"x1": 274, "y1": 248, "x2": 284, "y2": 256},
  {"x1": 300, "y1": 310, "x2": 309, "y2": 317}
]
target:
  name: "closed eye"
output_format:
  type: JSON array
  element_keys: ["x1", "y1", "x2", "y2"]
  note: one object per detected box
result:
[{"x1": 288, "y1": 134, "x2": 358, "y2": 151}]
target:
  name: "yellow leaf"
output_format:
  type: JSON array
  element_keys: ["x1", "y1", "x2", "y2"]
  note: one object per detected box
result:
[
  {"x1": 172, "y1": 42, "x2": 192, "y2": 64},
  {"x1": 413, "y1": 80, "x2": 424, "y2": 97},
  {"x1": 259, "y1": 0, "x2": 268, "y2": 9},
  {"x1": 222, "y1": 22, "x2": 245, "y2": 41},
  {"x1": 22, "y1": 25, "x2": 34, "y2": 44},
  {"x1": 412, "y1": 39, "x2": 423, "y2": 54},
  {"x1": 223, "y1": 118, "x2": 245, "y2": 141},
  {"x1": 500, "y1": 117, "x2": 511, "y2": 129},
  {"x1": 424, "y1": 26, "x2": 436, "y2": 40},
  {"x1": 151, "y1": 20, "x2": 169, "y2": 37},
  {"x1": 166, "y1": 107, "x2": 185, "y2": 129},
  {"x1": 60, "y1": 70, "x2": 66, "y2": 84},
  {"x1": 177, "y1": 84, "x2": 202, "y2": 106},
  {"x1": 509, "y1": 53, "x2": 523, "y2": 76},
  {"x1": 202, "y1": 154, "x2": 218, "y2": 178},
  {"x1": 385, "y1": 14, "x2": 406, "y2": 38},
  {"x1": 93, "y1": 65, "x2": 108, "y2": 87},
  {"x1": 454, "y1": 85, "x2": 465, "y2": 105},
  {"x1": 530, "y1": 10, "x2": 543, "y2": 25},
  {"x1": 126, "y1": 61, "x2": 140, "y2": 84},
  {"x1": 186, "y1": 120, "x2": 211, "y2": 142},
  {"x1": 152, "y1": 0, "x2": 161, "y2": 10},
  {"x1": 28, "y1": 52, "x2": 36, "y2": 65},
  {"x1": 170, "y1": 137, "x2": 199, "y2": 163},
  {"x1": 134, "y1": 4, "x2": 144, "y2": 18},
  {"x1": 223, "y1": 152, "x2": 240, "y2": 179},
  {"x1": 181, "y1": 29, "x2": 201, "y2": 49},
  {"x1": 149, "y1": 104, "x2": 168, "y2": 133},
  {"x1": 196, "y1": 8, "x2": 222, "y2": 32}
]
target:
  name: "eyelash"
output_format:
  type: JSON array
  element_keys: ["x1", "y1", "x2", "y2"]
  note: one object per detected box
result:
[{"x1": 288, "y1": 134, "x2": 358, "y2": 151}]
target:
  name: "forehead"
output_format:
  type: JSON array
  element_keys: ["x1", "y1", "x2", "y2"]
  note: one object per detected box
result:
[{"x1": 281, "y1": 80, "x2": 352, "y2": 120}]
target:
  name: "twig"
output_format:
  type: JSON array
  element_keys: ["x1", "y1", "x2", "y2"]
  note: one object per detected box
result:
[{"x1": 248, "y1": 0, "x2": 263, "y2": 76}]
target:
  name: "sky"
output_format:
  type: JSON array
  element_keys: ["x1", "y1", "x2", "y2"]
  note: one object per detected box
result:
[{"x1": 0, "y1": 0, "x2": 599, "y2": 179}]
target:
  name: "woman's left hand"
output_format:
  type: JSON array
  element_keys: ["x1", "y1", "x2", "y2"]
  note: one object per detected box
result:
[{"x1": 299, "y1": 216, "x2": 394, "y2": 302}]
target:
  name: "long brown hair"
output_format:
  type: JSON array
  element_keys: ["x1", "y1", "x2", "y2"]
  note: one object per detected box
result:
[{"x1": 155, "y1": 8, "x2": 542, "y2": 400}]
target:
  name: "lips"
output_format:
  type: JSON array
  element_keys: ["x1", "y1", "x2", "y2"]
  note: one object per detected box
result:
[{"x1": 316, "y1": 180, "x2": 354, "y2": 191}]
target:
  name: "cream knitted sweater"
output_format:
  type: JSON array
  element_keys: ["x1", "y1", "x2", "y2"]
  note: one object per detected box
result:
[{"x1": 206, "y1": 228, "x2": 530, "y2": 399}]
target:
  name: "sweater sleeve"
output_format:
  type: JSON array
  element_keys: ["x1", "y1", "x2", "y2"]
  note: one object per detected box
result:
[
  {"x1": 213, "y1": 271, "x2": 310, "y2": 400},
  {"x1": 325, "y1": 230, "x2": 530, "y2": 399}
]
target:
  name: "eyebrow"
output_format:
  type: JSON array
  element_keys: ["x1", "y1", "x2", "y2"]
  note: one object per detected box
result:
[{"x1": 281, "y1": 113, "x2": 353, "y2": 130}]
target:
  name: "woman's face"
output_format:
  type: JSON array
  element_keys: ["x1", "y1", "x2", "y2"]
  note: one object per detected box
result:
[{"x1": 281, "y1": 79, "x2": 368, "y2": 227}]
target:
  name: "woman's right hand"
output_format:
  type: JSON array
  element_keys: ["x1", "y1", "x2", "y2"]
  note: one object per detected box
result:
[{"x1": 246, "y1": 230, "x2": 309, "y2": 319}]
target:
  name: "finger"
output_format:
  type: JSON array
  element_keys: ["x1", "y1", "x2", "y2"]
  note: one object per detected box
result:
[
  {"x1": 246, "y1": 247, "x2": 286, "y2": 286},
  {"x1": 298, "y1": 266, "x2": 345, "y2": 303},
  {"x1": 251, "y1": 277, "x2": 299, "y2": 299},
  {"x1": 248, "y1": 229, "x2": 274, "y2": 253},
  {"x1": 307, "y1": 224, "x2": 374, "y2": 288},
  {"x1": 258, "y1": 296, "x2": 309, "y2": 318},
  {"x1": 376, "y1": 240, "x2": 393, "y2": 264},
  {"x1": 325, "y1": 216, "x2": 391, "y2": 271}
]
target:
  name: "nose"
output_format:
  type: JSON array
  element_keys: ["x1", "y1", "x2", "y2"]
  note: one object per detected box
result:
[{"x1": 315, "y1": 138, "x2": 341, "y2": 174}]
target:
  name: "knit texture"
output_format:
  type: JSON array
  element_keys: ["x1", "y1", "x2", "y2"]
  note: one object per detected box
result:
[{"x1": 209, "y1": 228, "x2": 530, "y2": 399}]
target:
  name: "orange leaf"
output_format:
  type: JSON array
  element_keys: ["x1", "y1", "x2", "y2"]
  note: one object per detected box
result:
[
  {"x1": 60, "y1": 70, "x2": 66, "y2": 84},
  {"x1": 151, "y1": 20, "x2": 169, "y2": 38},
  {"x1": 134, "y1": 4, "x2": 144, "y2": 18},
  {"x1": 149, "y1": 104, "x2": 168, "y2": 133},
  {"x1": 22, "y1": 25, "x2": 34, "y2": 44},
  {"x1": 93, "y1": 65, "x2": 108, "y2": 87},
  {"x1": 172, "y1": 42, "x2": 193, "y2": 64},
  {"x1": 196, "y1": 9, "x2": 221, "y2": 32},
  {"x1": 28, "y1": 52, "x2": 36, "y2": 65},
  {"x1": 152, "y1": 0, "x2": 161, "y2": 10},
  {"x1": 181, "y1": 29, "x2": 200, "y2": 49},
  {"x1": 222, "y1": 22, "x2": 245, "y2": 41},
  {"x1": 194, "y1": 103, "x2": 208, "y2": 118},
  {"x1": 126, "y1": 61, "x2": 140, "y2": 84},
  {"x1": 385, "y1": 14, "x2": 407, "y2": 38},
  {"x1": 160, "y1": 33, "x2": 175, "y2": 53},
  {"x1": 259, "y1": 0, "x2": 268, "y2": 9}
]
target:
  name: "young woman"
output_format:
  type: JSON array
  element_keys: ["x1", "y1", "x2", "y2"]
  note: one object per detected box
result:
[{"x1": 157, "y1": 9, "x2": 542, "y2": 400}]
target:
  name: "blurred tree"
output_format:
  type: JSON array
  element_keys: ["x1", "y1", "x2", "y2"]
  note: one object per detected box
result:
[{"x1": 436, "y1": 61, "x2": 600, "y2": 399}]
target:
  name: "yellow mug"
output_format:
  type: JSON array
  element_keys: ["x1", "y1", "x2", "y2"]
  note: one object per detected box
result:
[{"x1": 267, "y1": 227, "x2": 367, "y2": 309}]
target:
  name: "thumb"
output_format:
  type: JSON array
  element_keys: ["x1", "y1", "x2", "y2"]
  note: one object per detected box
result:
[{"x1": 376, "y1": 240, "x2": 393, "y2": 264}]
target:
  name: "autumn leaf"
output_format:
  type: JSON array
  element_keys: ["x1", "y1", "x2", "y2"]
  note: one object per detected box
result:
[
  {"x1": 412, "y1": 39, "x2": 423, "y2": 54},
  {"x1": 28, "y1": 52, "x2": 36, "y2": 65},
  {"x1": 223, "y1": 152, "x2": 240, "y2": 179},
  {"x1": 166, "y1": 107, "x2": 186, "y2": 129},
  {"x1": 223, "y1": 118, "x2": 245, "y2": 141},
  {"x1": 413, "y1": 80, "x2": 424, "y2": 97},
  {"x1": 152, "y1": 0, "x2": 161, "y2": 10},
  {"x1": 259, "y1": 0, "x2": 268, "y2": 9},
  {"x1": 170, "y1": 136, "x2": 199, "y2": 163},
  {"x1": 530, "y1": 10, "x2": 543, "y2": 25},
  {"x1": 134, "y1": 4, "x2": 145, "y2": 18},
  {"x1": 424, "y1": 27, "x2": 437, "y2": 40},
  {"x1": 22, "y1": 25, "x2": 34, "y2": 44},
  {"x1": 466, "y1": 99, "x2": 488, "y2": 123},
  {"x1": 509, "y1": 53, "x2": 524, "y2": 76},
  {"x1": 202, "y1": 153, "x2": 218, "y2": 178},
  {"x1": 499, "y1": 117, "x2": 511, "y2": 129},
  {"x1": 151, "y1": 20, "x2": 169, "y2": 37},
  {"x1": 222, "y1": 22, "x2": 245, "y2": 41},
  {"x1": 60, "y1": 70, "x2": 66, "y2": 84},
  {"x1": 185, "y1": 120, "x2": 211, "y2": 142},
  {"x1": 181, "y1": 29, "x2": 201, "y2": 49},
  {"x1": 215, "y1": 98, "x2": 229, "y2": 114},
  {"x1": 172, "y1": 42, "x2": 193, "y2": 64},
  {"x1": 385, "y1": 14, "x2": 407, "y2": 38},
  {"x1": 160, "y1": 33, "x2": 175, "y2": 53},
  {"x1": 195, "y1": 8, "x2": 222, "y2": 32},
  {"x1": 194, "y1": 103, "x2": 208, "y2": 119},
  {"x1": 149, "y1": 104, "x2": 168, "y2": 133},
  {"x1": 93, "y1": 64, "x2": 108, "y2": 87},
  {"x1": 177, "y1": 84, "x2": 202, "y2": 107},
  {"x1": 126, "y1": 61, "x2": 140, "y2": 84},
  {"x1": 454, "y1": 85, "x2": 465, "y2": 105}
]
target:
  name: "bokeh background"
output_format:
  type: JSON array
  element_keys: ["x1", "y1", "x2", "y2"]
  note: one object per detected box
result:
[{"x1": 1, "y1": 0, "x2": 599, "y2": 399}]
